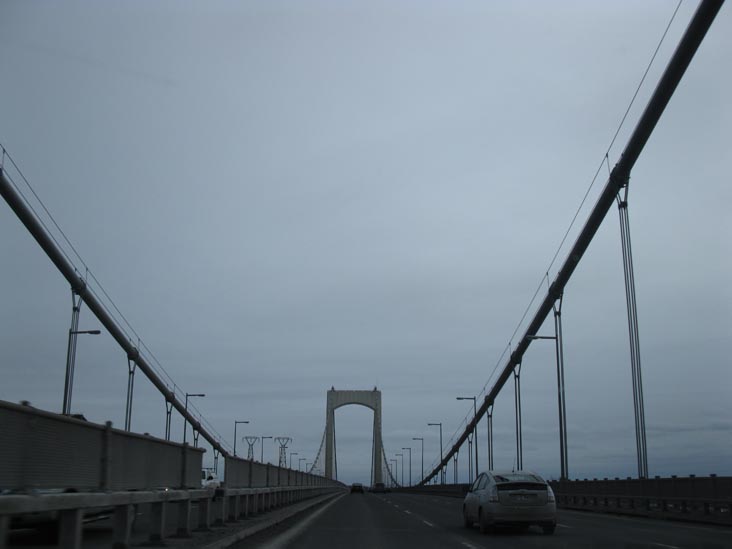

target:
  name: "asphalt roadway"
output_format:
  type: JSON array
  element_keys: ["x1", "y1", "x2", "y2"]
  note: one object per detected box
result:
[{"x1": 251, "y1": 492, "x2": 732, "y2": 549}]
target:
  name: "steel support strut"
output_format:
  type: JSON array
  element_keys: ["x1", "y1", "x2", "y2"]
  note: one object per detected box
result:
[
  {"x1": 486, "y1": 404, "x2": 494, "y2": 470},
  {"x1": 617, "y1": 187, "x2": 649, "y2": 478},
  {"x1": 124, "y1": 356, "x2": 137, "y2": 431},
  {"x1": 165, "y1": 400, "x2": 173, "y2": 440},
  {"x1": 467, "y1": 434, "x2": 473, "y2": 481},
  {"x1": 62, "y1": 291, "x2": 83, "y2": 415},
  {"x1": 514, "y1": 363, "x2": 523, "y2": 470},
  {"x1": 553, "y1": 295, "x2": 569, "y2": 479}
]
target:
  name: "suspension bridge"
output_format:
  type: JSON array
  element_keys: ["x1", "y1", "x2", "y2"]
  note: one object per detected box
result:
[{"x1": 0, "y1": 1, "x2": 729, "y2": 547}]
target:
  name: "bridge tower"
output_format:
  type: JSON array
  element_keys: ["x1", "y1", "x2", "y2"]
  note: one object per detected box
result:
[{"x1": 324, "y1": 387, "x2": 383, "y2": 485}]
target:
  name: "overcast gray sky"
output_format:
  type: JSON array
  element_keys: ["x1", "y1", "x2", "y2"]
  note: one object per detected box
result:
[{"x1": 1, "y1": 1, "x2": 730, "y2": 485}]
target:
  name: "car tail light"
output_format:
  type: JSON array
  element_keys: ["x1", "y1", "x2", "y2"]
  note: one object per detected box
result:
[
  {"x1": 547, "y1": 486, "x2": 555, "y2": 503},
  {"x1": 488, "y1": 485, "x2": 498, "y2": 503}
]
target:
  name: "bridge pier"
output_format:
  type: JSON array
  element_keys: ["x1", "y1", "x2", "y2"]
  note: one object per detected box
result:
[
  {"x1": 149, "y1": 501, "x2": 167, "y2": 543},
  {"x1": 243, "y1": 493, "x2": 250, "y2": 517},
  {"x1": 228, "y1": 494, "x2": 240, "y2": 521},
  {"x1": 213, "y1": 496, "x2": 228, "y2": 525},
  {"x1": 59, "y1": 508, "x2": 83, "y2": 549},
  {"x1": 112, "y1": 504, "x2": 135, "y2": 548},
  {"x1": 197, "y1": 497, "x2": 211, "y2": 531},
  {"x1": 0, "y1": 516, "x2": 8, "y2": 549},
  {"x1": 175, "y1": 499, "x2": 192, "y2": 537}
]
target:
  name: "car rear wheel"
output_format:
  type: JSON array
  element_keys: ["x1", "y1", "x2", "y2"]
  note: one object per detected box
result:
[
  {"x1": 478, "y1": 509, "x2": 492, "y2": 535},
  {"x1": 542, "y1": 523, "x2": 556, "y2": 535},
  {"x1": 462, "y1": 506, "x2": 471, "y2": 528}
]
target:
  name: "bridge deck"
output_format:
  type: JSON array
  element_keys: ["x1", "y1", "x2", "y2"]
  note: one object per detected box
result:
[{"x1": 248, "y1": 492, "x2": 732, "y2": 549}]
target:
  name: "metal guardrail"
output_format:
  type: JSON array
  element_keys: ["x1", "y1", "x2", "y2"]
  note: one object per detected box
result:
[
  {"x1": 0, "y1": 485, "x2": 343, "y2": 548},
  {"x1": 396, "y1": 476, "x2": 732, "y2": 526},
  {"x1": 0, "y1": 399, "x2": 345, "y2": 546},
  {"x1": 550, "y1": 477, "x2": 732, "y2": 525},
  {"x1": 0, "y1": 400, "x2": 204, "y2": 491}
]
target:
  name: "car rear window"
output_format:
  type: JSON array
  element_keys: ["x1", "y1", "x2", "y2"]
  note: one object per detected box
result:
[{"x1": 492, "y1": 473, "x2": 542, "y2": 483}]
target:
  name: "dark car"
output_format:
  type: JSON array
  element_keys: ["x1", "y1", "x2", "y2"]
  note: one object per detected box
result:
[
  {"x1": 463, "y1": 470, "x2": 556, "y2": 535},
  {"x1": 350, "y1": 483, "x2": 365, "y2": 493}
]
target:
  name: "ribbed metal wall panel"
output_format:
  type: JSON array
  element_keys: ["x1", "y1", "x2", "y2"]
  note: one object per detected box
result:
[{"x1": 0, "y1": 400, "x2": 202, "y2": 491}]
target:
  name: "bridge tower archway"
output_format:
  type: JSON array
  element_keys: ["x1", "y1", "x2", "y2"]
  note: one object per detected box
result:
[{"x1": 325, "y1": 387, "x2": 382, "y2": 485}]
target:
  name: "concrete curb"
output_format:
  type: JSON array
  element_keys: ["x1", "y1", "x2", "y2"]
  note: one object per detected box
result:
[{"x1": 201, "y1": 490, "x2": 345, "y2": 548}]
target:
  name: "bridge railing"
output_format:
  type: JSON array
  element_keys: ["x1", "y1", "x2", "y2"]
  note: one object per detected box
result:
[
  {"x1": 551, "y1": 476, "x2": 732, "y2": 525},
  {"x1": 0, "y1": 400, "x2": 203, "y2": 491},
  {"x1": 224, "y1": 456, "x2": 339, "y2": 489},
  {"x1": 0, "y1": 484, "x2": 343, "y2": 547}
]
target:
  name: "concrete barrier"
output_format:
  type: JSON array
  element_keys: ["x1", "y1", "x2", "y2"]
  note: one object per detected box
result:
[
  {"x1": 223, "y1": 456, "x2": 341, "y2": 489},
  {"x1": 0, "y1": 400, "x2": 203, "y2": 492}
]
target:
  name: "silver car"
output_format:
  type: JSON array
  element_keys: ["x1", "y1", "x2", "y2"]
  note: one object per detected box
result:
[{"x1": 463, "y1": 470, "x2": 556, "y2": 535}]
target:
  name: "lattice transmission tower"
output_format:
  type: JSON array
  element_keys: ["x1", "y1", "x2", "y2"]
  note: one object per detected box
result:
[
  {"x1": 245, "y1": 436, "x2": 259, "y2": 461},
  {"x1": 275, "y1": 437, "x2": 291, "y2": 468}
]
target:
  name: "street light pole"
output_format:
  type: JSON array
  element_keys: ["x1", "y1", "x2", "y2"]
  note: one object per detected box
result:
[
  {"x1": 457, "y1": 396, "x2": 479, "y2": 480},
  {"x1": 299, "y1": 457, "x2": 306, "y2": 471},
  {"x1": 183, "y1": 393, "x2": 205, "y2": 445},
  {"x1": 412, "y1": 437, "x2": 424, "y2": 484},
  {"x1": 402, "y1": 447, "x2": 412, "y2": 486},
  {"x1": 290, "y1": 452, "x2": 298, "y2": 469},
  {"x1": 261, "y1": 436, "x2": 272, "y2": 463},
  {"x1": 233, "y1": 420, "x2": 249, "y2": 457},
  {"x1": 428, "y1": 422, "x2": 443, "y2": 484}
]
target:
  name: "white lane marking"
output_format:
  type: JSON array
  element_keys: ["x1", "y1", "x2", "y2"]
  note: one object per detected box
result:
[
  {"x1": 404, "y1": 510, "x2": 412, "y2": 515},
  {"x1": 461, "y1": 543, "x2": 478, "y2": 549},
  {"x1": 558, "y1": 523, "x2": 572, "y2": 528},
  {"x1": 422, "y1": 520, "x2": 434, "y2": 527},
  {"x1": 652, "y1": 544, "x2": 679, "y2": 549},
  {"x1": 259, "y1": 493, "x2": 346, "y2": 549}
]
